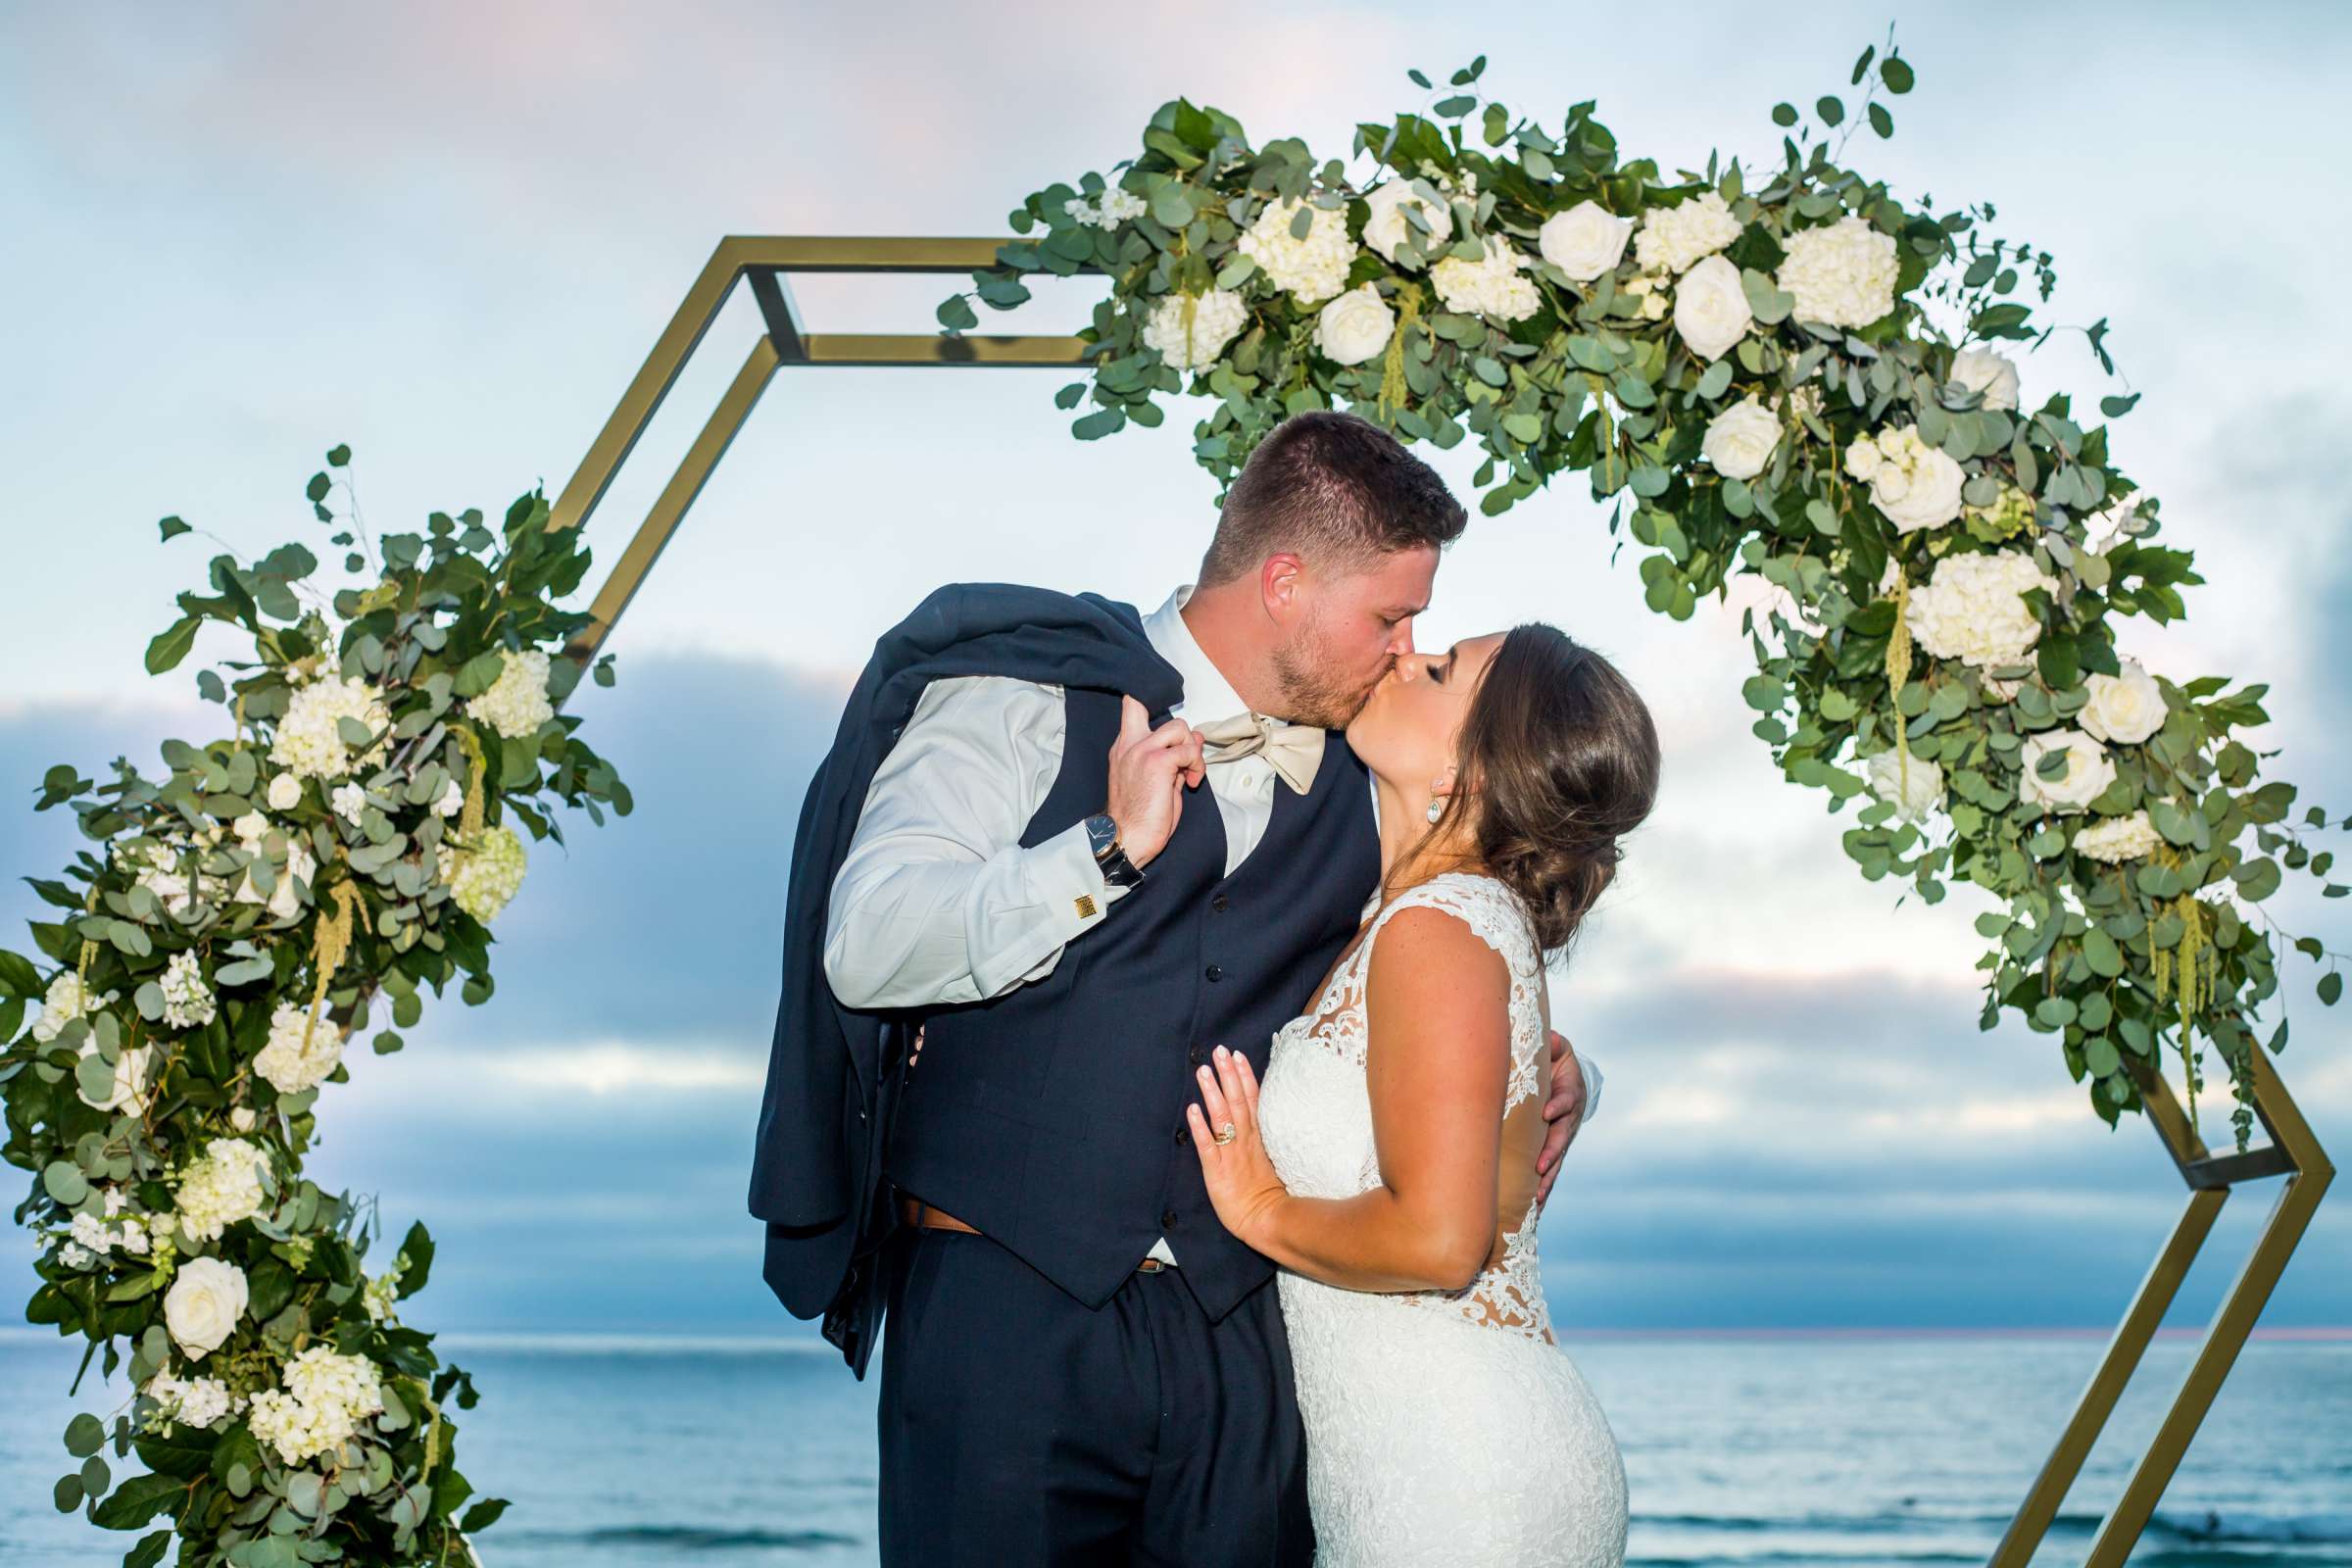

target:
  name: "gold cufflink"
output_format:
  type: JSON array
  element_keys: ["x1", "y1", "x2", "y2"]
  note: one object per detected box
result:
[{"x1": 1074, "y1": 894, "x2": 1098, "y2": 918}]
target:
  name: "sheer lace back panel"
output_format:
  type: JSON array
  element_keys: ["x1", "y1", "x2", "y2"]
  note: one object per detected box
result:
[{"x1": 1266, "y1": 870, "x2": 1555, "y2": 1345}]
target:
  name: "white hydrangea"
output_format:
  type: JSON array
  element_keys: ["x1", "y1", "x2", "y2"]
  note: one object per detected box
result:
[
  {"x1": 466, "y1": 648, "x2": 555, "y2": 742},
  {"x1": 1776, "y1": 214, "x2": 1899, "y2": 327},
  {"x1": 1061, "y1": 186, "x2": 1146, "y2": 230},
  {"x1": 1950, "y1": 348, "x2": 2021, "y2": 412},
  {"x1": 59, "y1": 1241, "x2": 97, "y2": 1270},
  {"x1": 1236, "y1": 195, "x2": 1357, "y2": 306},
  {"x1": 229, "y1": 810, "x2": 317, "y2": 923},
  {"x1": 119, "y1": 832, "x2": 230, "y2": 924},
  {"x1": 330, "y1": 781, "x2": 368, "y2": 826},
  {"x1": 1361, "y1": 177, "x2": 1453, "y2": 269},
  {"x1": 1633, "y1": 189, "x2": 1741, "y2": 275},
  {"x1": 1141, "y1": 287, "x2": 1249, "y2": 370},
  {"x1": 270, "y1": 673, "x2": 393, "y2": 782},
  {"x1": 160, "y1": 949, "x2": 218, "y2": 1031},
  {"x1": 31, "y1": 971, "x2": 116, "y2": 1043},
  {"x1": 1906, "y1": 549, "x2": 2060, "y2": 670},
  {"x1": 266, "y1": 772, "x2": 304, "y2": 811},
  {"x1": 1429, "y1": 234, "x2": 1542, "y2": 322},
  {"x1": 363, "y1": 1257, "x2": 406, "y2": 1325},
  {"x1": 434, "y1": 777, "x2": 465, "y2": 817},
  {"x1": 70, "y1": 1200, "x2": 154, "y2": 1259},
  {"x1": 2075, "y1": 808, "x2": 2164, "y2": 863},
  {"x1": 2079, "y1": 657, "x2": 2167, "y2": 746},
  {"x1": 1865, "y1": 748, "x2": 1944, "y2": 824},
  {"x1": 442, "y1": 824, "x2": 529, "y2": 924},
  {"x1": 1843, "y1": 424, "x2": 1967, "y2": 535},
  {"x1": 2019, "y1": 726, "x2": 2116, "y2": 813},
  {"x1": 254, "y1": 1001, "x2": 345, "y2": 1096},
  {"x1": 245, "y1": 1345, "x2": 385, "y2": 1466},
  {"x1": 143, "y1": 1370, "x2": 239, "y2": 1433},
  {"x1": 1617, "y1": 267, "x2": 1671, "y2": 321},
  {"x1": 174, "y1": 1138, "x2": 270, "y2": 1245}
]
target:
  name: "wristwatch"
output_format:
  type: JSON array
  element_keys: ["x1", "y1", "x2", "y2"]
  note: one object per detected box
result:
[{"x1": 1083, "y1": 811, "x2": 1145, "y2": 889}]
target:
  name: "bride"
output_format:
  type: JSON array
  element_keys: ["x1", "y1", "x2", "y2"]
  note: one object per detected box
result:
[{"x1": 1187, "y1": 621, "x2": 1659, "y2": 1567}]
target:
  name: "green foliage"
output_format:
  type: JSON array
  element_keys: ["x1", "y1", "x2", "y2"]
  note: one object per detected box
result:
[
  {"x1": 5, "y1": 447, "x2": 584, "y2": 1565},
  {"x1": 935, "y1": 30, "x2": 2342, "y2": 1152}
]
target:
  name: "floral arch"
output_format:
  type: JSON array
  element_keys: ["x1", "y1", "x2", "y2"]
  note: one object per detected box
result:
[{"x1": 4, "y1": 35, "x2": 2339, "y2": 1568}]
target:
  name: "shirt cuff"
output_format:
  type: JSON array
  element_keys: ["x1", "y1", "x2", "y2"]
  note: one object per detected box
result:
[{"x1": 1032, "y1": 818, "x2": 1132, "y2": 935}]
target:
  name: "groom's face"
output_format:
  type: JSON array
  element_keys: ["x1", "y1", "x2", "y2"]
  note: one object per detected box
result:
[{"x1": 1270, "y1": 544, "x2": 1439, "y2": 729}]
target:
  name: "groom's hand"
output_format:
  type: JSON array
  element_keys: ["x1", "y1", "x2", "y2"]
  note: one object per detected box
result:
[
  {"x1": 1533, "y1": 1028, "x2": 1586, "y2": 1207},
  {"x1": 1105, "y1": 695, "x2": 1204, "y2": 869}
]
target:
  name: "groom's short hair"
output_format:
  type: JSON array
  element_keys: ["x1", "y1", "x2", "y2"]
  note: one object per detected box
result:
[{"x1": 1196, "y1": 410, "x2": 1468, "y2": 588}]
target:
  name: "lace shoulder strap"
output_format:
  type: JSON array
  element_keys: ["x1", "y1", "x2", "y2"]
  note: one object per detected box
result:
[{"x1": 1364, "y1": 871, "x2": 1541, "y2": 983}]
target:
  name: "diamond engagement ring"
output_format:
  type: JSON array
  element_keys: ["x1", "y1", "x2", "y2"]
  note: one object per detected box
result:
[{"x1": 1214, "y1": 1121, "x2": 1238, "y2": 1146}]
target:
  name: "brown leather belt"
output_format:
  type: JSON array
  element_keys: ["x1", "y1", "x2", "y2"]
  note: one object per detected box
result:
[{"x1": 897, "y1": 1196, "x2": 1168, "y2": 1272}]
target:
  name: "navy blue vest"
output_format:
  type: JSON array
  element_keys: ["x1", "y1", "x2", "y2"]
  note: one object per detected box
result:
[{"x1": 886, "y1": 684, "x2": 1381, "y2": 1322}]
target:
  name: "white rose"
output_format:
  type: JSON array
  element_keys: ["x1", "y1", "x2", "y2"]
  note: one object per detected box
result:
[
  {"x1": 330, "y1": 782, "x2": 368, "y2": 826},
  {"x1": 2079, "y1": 657, "x2": 2165, "y2": 746},
  {"x1": 2019, "y1": 726, "x2": 2117, "y2": 813},
  {"x1": 1361, "y1": 177, "x2": 1453, "y2": 269},
  {"x1": 1865, "y1": 748, "x2": 1944, "y2": 824},
  {"x1": 1848, "y1": 425, "x2": 1966, "y2": 534},
  {"x1": 1775, "y1": 214, "x2": 1900, "y2": 327},
  {"x1": 75, "y1": 1041, "x2": 154, "y2": 1113},
  {"x1": 1538, "y1": 199, "x2": 1634, "y2": 282},
  {"x1": 1633, "y1": 189, "x2": 1742, "y2": 275},
  {"x1": 1700, "y1": 398, "x2": 1781, "y2": 480},
  {"x1": 2075, "y1": 809, "x2": 2163, "y2": 864},
  {"x1": 1950, "y1": 348, "x2": 2020, "y2": 412},
  {"x1": 1313, "y1": 282, "x2": 1396, "y2": 367},
  {"x1": 1671, "y1": 255, "x2": 1752, "y2": 362},
  {"x1": 1141, "y1": 287, "x2": 1248, "y2": 371},
  {"x1": 163, "y1": 1256, "x2": 249, "y2": 1360},
  {"x1": 266, "y1": 773, "x2": 302, "y2": 811},
  {"x1": 229, "y1": 1106, "x2": 257, "y2": 1132}
]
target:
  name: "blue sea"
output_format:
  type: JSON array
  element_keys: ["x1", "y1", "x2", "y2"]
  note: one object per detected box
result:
[{"x1": 4, "y1": 1328, "x2": 2346, "y2": 1566}]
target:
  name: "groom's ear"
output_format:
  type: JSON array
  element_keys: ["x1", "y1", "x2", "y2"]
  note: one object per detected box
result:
[{"x1": 1258, "y1": 551, "x2": 1305, "y2": 623}]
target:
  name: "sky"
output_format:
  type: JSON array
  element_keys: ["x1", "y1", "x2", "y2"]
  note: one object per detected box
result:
[{"x1": 1, "y1": 0, "x2": 2348, "y2": 1349}]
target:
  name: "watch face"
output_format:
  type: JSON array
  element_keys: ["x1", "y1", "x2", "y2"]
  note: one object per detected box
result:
[{"x1": 1085, "y1": 812, "x2": 1118, "y2": 857}]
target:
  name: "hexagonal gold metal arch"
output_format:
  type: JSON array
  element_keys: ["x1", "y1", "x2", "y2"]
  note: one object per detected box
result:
[{"x1": 535, "y1": 235, "x2": 2336, "y2": 1568}]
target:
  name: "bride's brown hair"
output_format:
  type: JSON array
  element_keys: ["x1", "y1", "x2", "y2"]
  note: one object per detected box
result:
[{"x1": 1389, "y1": 623, "x2": 1661, "y2": 954}]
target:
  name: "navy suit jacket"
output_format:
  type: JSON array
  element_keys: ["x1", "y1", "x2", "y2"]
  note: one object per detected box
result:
[{"x1": 746, "y1": 582, "x2": 1183, "y2": 1374}]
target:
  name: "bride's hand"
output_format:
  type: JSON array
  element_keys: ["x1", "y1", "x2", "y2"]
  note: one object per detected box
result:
[{"x1": 1187, "y1": 1046, "x2": 1289, "y2": 1251}]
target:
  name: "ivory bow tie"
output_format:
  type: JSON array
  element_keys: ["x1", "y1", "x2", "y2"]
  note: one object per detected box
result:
[{"x1": 1192, "y1": 711, "x2": 1326, "y2": 795}]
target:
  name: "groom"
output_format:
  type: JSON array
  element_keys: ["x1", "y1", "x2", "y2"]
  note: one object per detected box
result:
[{"x1": 748, "y1": 410, "x2": 1601, "y2": 1565}]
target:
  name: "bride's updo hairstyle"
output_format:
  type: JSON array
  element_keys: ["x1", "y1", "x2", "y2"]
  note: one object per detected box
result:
[{"x1": 1428, "y1": 623, "x2": 1660, "y2": 955}]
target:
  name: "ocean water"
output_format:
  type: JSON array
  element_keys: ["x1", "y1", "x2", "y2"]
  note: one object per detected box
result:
[{"x1": 3, "y1": 1328, "x2": 2345, "y2": 1566}]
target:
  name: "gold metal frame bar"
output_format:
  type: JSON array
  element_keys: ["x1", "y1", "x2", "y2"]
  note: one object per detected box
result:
[
  {"x1": 1992, "y1": 1042, "x2": 2333, "y2": 1567},
  {"x1": 540, "y1": 236, "x2": 2337, "y2": 1567}
]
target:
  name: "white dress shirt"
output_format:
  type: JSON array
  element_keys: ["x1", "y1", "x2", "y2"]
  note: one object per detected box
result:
[{"x1": 822, "y1": 585, "x2": 1601, "y2": 1264}]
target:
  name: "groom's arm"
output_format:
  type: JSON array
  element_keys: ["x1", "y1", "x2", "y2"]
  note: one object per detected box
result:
[{"x1": 823, "y1": 674, "x2": 1130, "y2": 1010}]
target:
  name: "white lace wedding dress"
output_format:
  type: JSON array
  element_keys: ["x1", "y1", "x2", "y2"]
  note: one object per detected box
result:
[{"x1": 1257, "y1": 871, "x2": 1629, "y2": 1566}]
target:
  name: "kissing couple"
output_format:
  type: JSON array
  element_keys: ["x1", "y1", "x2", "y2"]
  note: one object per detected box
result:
[{"x1": 748, "y1": 409, "x2": 1660, "y2": 1565}]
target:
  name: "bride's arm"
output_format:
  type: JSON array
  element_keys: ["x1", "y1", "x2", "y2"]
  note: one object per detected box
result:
[{"x1": 1187, "y1": 905, "x2": 1510, "y2": 1294}]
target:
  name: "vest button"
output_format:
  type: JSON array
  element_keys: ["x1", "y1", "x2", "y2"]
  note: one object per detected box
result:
[
  {"x1": 1174, "y1": 1124, "x2": 1189, "y2": 1145},
  {"x1": 1210, "y1": 892, "x2": 1230, "y2": 912},
  {"x1": 1161, "y1": 1208, "x2": 1180, "y2": 1230},
  {"x1": 1188, "y1": 1044, "x2": 1204, "y2": 1065},
  {"x1": 1204, "y1": 963, "x2": 1224, "y2": 982}
]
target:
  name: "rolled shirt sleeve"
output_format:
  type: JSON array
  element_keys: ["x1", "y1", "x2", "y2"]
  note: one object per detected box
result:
[{"x1": 822, "y1": 674, "x2": 1133, "y2": 1011}]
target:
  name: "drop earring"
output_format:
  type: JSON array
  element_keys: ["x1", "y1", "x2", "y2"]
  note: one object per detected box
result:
[{"x1": 1426, "y1": 798, "x2": 1445, "y2": 824}]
